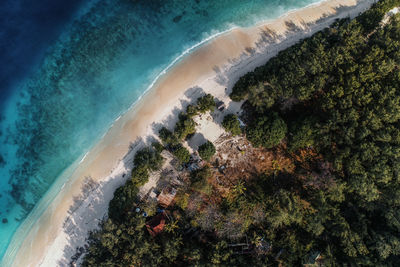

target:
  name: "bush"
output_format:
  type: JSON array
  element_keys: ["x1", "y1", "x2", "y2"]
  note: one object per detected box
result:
[
  {"x1": 198, "y1": 140, "x2": 216, "y2": 161},
  {"x1": 222, "y1": 114, "x2": 242, "y2": 136},
  {"x1": 173, "y1": 145, "x2": 190, "y2": 163},
  {"x1": 197, "y1": 94, "x2": 216, "y2": 113},
  {"x1": 246, "y1": 112, "x2": 287, "y2": 148}
]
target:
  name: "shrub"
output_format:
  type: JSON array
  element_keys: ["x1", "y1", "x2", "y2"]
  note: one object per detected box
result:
[
  {"x1": 198, "y1": 140, "x2": 216, "y2": 161},
  {"x1": 222, "y1": 114, "x2": 242, "y2": 136},
  {"x1": 246, "y1": 112, "x2": 287, "y2": 148}
]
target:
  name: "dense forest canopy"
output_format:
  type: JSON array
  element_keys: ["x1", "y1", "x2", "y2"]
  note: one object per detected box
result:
[{"x1": 82, "y1": 1, "x2": 400, "y2": 266}]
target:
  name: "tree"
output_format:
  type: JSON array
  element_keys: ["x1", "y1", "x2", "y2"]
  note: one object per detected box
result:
[
  {"x1": 83, "y1": 4, "x2": 400, "y2": 266},
  {"x1": 159, "y1": 127, "x2": 178, "y2": 145},
  {"x1": 173, "y1": 145, "x2": 190, "y2": 163},
  {"x1": 152, "y1": 141, "x2": 164, "y2": 154},
  {"x1": 190, "y1": 166, "x2": 213, "y2": 195},
  {"x1": 134, "y1": 147, "x2": 163, "y2": 171},
  {"x1": 197, "y1": 94, "x2": 216, "y2": 113},
  {"x1": 108, "y1": 180, "x2": 138, "y2": 220},
  {"x1": 131, "y1": 165, "x2": 149, "y2": 186},
  {"x1": 190, "y1": 166, "x2": 212, "y2": 183},
  {"x1": 222, "y1": 114, "x2": 242, "y2": 136},
  {"x1": 288, "y1": 117, "x2": 316, "y2": 152},
  {"x1": 246, "y1": 112, "x2": 287, "y2": 148},
  {"x1": 186, "y1": 104, "x2": 198, "y2": 117},
  {"x1": 174, "y1": 113, "x2": 196, "y2": 140},
  {"x1": 198, "y1": 140, "x2": 216, "y2": 161},
  {"x1": 230, "y1": 73, "x2": 256, "y2": 101}
]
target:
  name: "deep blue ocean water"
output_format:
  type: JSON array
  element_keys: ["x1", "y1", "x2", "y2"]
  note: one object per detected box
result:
[{"x1": 0, "y1": 0, "x2": 322, "y2": 263}]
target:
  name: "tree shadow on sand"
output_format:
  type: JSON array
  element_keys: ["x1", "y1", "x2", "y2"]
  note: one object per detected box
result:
[
  {"x1": 57, "y1": 85, "x2": 209, "y2": 266},
  {"x1": 58, "y1": 138, "x2": 148, "y2": 266}
]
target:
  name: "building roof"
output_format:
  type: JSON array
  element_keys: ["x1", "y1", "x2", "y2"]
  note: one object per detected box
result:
[
  {"x1": 157, "y1": 186, "x2": 177, "y2": 207},
  {"x1": 146, "y1": 212, "x2": 167, "y2": 237}
]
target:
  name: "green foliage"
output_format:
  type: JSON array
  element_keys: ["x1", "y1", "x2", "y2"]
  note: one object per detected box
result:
[
  {"x1": 134, "y1": 147, "x2": 164, "y2": 171},
  {"x1": 152, "y1": 141, "x2": 164, "y2": 154},
  {"x1": 185, "y1": 94, "x2": 216, "y2": 118},
  {"x1": 196, "y1": 94, "x2": 216, "y2": 113},
  {"x1": 84, "y1": 3, "x2": 400, "y2": 266},
  {"x1": 141, "y1": 198, "x2": 158, "y2": 217},
  {"x1": 246, "y1": 112, "x2": 287, "y2": 148},
  {"x1": 131, "y1": 165, "x2": 149, "y2": 186},
  {"x1": 357, "y1": 0, "x2": 400, "y2": 33},
  {"x1": 172, "y1": 144, "x2": 190, "y2": 164},
  {"x1": 190, "y1": 166, "x2": 212, "y2": 183},
  {"x1": 186, "y1": 104, "x2": 198, "y2": 117},
  {"x1": 174, "y1": 113, "x2": 196, "y2": 140},
  {"x1": 108, "y1": 144, "x2": 164, "y2": 220},
  {"x1": 222, "y1": 114, "x2": 242, "y2": 136},
  {"x1": 131, "y1": 146, "x2": 164, "y2": 186},
  {"x1": 230, "y1": 73, "x2": 256, "y2": 101},
  {"x1": 232, "y1": 3, "x2": 400, "y2": 264},
  {"x1": 190, "y1": 166, "x2": 212, "y2": 196},
  {"x1": 198, "y1": 140, "x2": 216, "y2": 161},
  {"x1": 288, "y1": 117, "x2": 316, "y2": 152},
  {"x1": 108, "y1": 180, "x2": 138, "y2": 220},
  {"x1": 158, "y1": 127, "x2": 178, "y2": 145}
]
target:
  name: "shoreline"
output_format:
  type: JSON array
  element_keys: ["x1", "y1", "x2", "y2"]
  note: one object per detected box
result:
[{"x1": 3, "y1": 0, "x2": 375, "y2": 266}]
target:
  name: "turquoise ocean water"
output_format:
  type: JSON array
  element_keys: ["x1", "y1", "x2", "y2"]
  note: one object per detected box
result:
[{"x1": 0, "y1": 0, "x2": 322, "y2": 263}]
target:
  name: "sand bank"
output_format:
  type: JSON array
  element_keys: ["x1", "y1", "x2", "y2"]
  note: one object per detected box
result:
[{"x1": 5, "y1": 0, "x2": 375, "y2": 266}]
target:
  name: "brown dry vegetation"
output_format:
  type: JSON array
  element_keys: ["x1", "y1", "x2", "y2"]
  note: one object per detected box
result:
[{"x1": 210, "y1": 135, "x2": 295, "y2": 196}]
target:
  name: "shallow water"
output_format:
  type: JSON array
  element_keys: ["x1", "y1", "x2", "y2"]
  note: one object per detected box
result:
[{"x1": 0, "y1": 0, "x2": 321, "y2": 261}]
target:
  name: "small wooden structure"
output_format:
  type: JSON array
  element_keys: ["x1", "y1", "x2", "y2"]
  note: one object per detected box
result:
[
  {"x1": 228, "y1": 236, "x2": 251, "y2": 255},
  {"x1": 157, "y1": 186, "x2": 177, "y2": 207},
  {"x1": 146, "y1": 212, "x2": 167, "y2": 237},
  {"x1": 304, "y1": 250, "x2": 322, "y2": 266}
]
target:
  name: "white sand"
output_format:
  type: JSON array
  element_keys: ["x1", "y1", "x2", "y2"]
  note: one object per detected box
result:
[{"x1": 4, "y1": 1, "x2": 376, "y2": 266}]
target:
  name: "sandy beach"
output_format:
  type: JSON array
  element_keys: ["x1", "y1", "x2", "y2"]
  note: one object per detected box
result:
[{"x1": 4, "y1": 0, "x2": 375, "y2": 266}]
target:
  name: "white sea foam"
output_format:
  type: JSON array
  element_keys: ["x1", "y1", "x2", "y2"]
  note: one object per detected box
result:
[{"x1": 79, "y1": 152, "x2": 89, "y2": 164}]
